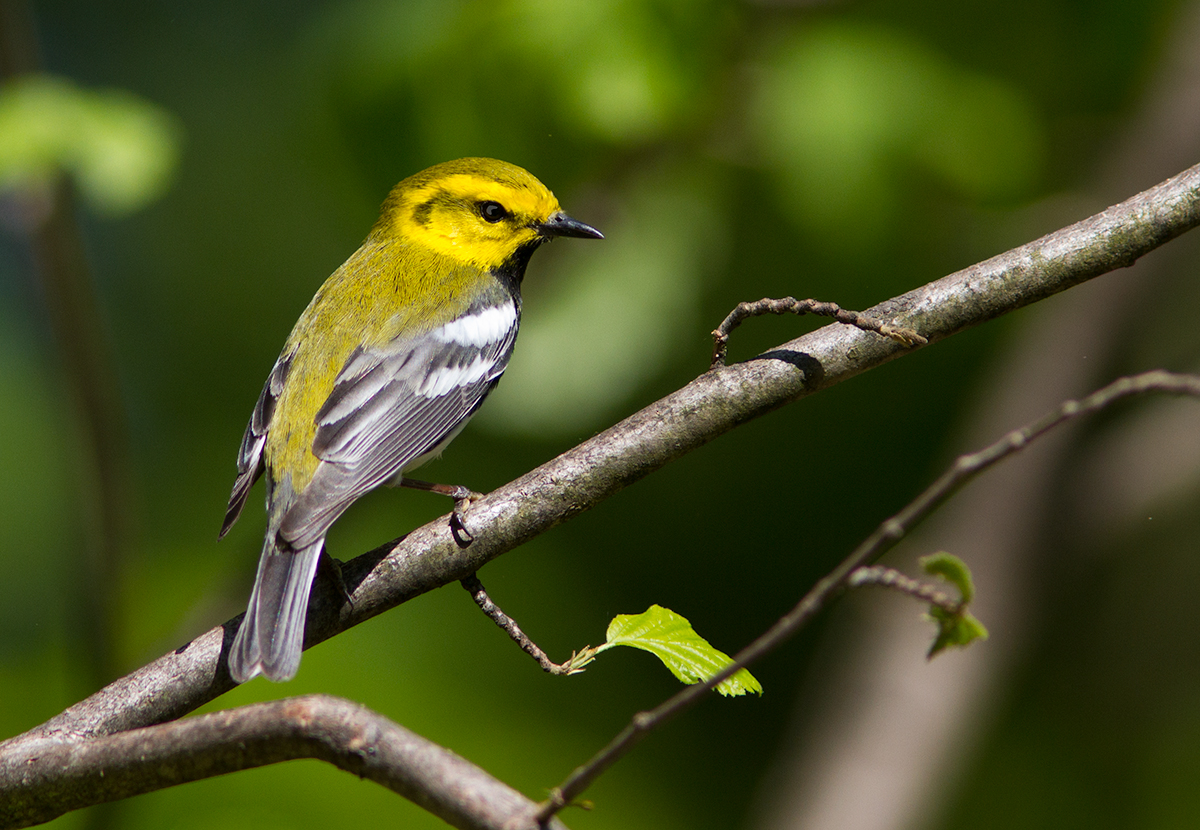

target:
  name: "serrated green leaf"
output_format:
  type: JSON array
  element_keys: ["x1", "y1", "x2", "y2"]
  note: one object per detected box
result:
[
  {"x1": 919, "y1": 551, "x2": 975, "y2": 602},
  {"x1": 926, "y1": 606, "x2": 989, "y2": 658},
  {"x1": 598, "y1": 605, "x2": 762, "y2": 696}
]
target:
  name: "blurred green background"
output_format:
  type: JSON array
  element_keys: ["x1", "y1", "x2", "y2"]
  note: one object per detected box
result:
[{"x1": 3, "y1": 0, "x2": 1200, "y2": 828}]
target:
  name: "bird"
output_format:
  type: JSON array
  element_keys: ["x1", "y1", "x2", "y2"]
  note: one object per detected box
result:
[{"x1": 219, "y1": 157, "x2": 602, "y2": 683}]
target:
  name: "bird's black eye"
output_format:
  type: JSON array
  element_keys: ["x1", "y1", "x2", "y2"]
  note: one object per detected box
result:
[{"x1": 478, "y1": 201, "x2": 508, "y2": 223}]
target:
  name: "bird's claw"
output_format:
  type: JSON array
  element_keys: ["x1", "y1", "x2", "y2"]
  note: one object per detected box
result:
[{"x1": 450, "y1": 490, "x2": 485, "y2": 548}]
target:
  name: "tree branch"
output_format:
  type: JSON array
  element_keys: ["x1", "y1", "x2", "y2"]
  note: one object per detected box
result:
[
  {"x1": 2, "y1": 164, "x2": 1199, "y2": 819},
  {"x1": 0, "y1": 694, "x2": 565, "y2": 830}
]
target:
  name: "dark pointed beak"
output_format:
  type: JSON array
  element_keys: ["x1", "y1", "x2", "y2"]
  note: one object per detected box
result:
[{"x1": 538, "y1": 211, "x2": 604, "y2": 240}]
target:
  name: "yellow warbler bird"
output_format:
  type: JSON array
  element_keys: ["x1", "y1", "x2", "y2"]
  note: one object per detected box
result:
[{"x1": 219, "y1": 158, "x2": 602, "y2": 683}]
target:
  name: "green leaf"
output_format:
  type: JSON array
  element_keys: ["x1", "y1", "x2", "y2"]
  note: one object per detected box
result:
[
  {"x1": 598, "y1": 605, "x2": 762, "y2": 697},
  {"x1": 919, "y1": 551, "x2": 975, "y2": 603},
  {"x1": 920, "y1": 552, "x2": 988, "y2": 658},
  {"x1": 926, "y1": 606, "x2": 989, "y2": 659}
]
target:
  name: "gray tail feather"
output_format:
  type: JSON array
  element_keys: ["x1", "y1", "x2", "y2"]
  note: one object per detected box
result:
[{"x1": 229, "y1": 535, "x2": 324, "y2": 683}]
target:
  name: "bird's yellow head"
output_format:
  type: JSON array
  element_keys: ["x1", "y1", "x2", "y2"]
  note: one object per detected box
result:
[{"x1": 375, "y1": 157, "x2": 602, "y2": 271}]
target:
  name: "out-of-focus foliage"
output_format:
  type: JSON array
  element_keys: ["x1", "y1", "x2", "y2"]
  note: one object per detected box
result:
[
  {"x1": 1, "y1": 0, "x2": 1196, "y2": 828},
  {"x1": 751, "y1": 23, "x2": 1042, "y2": 248},
  {"x1": 0, "y1": 75, "x2": 180, "y2": 216}
]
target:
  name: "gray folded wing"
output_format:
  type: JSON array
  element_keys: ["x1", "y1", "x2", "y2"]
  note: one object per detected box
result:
[{"x1": 278, "y1": 301, "x2": 519, "y2": 549}]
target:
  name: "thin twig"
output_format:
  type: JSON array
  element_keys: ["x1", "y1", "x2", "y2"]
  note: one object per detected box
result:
[
  {"x1": 846, "y1": 565, "x2": 962, "y2": 612},
  {"x1": 461, "y1": 574, "x2": 590, "y2": 675},
  {"x1": 710, "y1": 297, "x2": 927, "y2": 369},
  {"x1": 535, "y1": 369, "x2": 1200, "y2": 822}
]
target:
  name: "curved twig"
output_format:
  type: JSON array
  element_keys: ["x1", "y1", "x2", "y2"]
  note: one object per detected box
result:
[{"x1": 710, "y1": 297, "x2": 926, "y2": 369}]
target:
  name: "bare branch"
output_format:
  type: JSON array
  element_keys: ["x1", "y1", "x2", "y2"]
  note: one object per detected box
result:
[
  {"x1": 1, "y1": 695, "x2": 566, "y2": 830},
  {"x1": 535, "y1": 369, "x2": 1200, "y2": 821}
]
